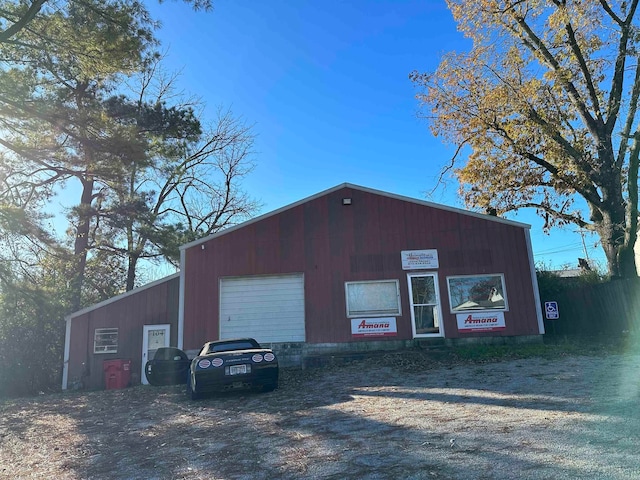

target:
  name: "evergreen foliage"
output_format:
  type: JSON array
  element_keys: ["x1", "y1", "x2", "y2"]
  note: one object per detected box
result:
[{"x1": 0, "y1": 0, "x2": 257, "y2": 397}]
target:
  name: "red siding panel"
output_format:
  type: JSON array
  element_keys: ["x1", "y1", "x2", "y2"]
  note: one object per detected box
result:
[
  {"x1": 182, "y1": 186, "x2": 540, "y2": 350},
  {"x1": 68, "y1": 276, "x2": 179, "y2": 390}
]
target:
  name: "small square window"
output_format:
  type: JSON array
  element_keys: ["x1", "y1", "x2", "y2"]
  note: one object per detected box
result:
[
  {"x1": 94, "y1": 328, "x2": 118, "y2": 354},
  {"x1": 345, "y1": 280, "x2": 401, "y2": 317},
  {"x1": 447, "y1": 274, "x2": 507, "y2": 312}
]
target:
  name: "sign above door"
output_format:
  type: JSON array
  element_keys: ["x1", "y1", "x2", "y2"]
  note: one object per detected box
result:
[{"x1": 401, "y1": 249, "x2": 439, "y2": 270}]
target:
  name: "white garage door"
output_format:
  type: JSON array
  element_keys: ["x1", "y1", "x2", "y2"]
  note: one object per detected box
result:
[{"x1": 220, "y1": 274, "x2": 305, "y2": 343}]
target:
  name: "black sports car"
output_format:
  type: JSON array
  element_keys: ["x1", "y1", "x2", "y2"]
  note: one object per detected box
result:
[
  {"x1": 187, "y1": 338, "x2": 279, "y2": 399},
  {"x1": 145, "y1": 347, "x2": 191, "y2": 386}
]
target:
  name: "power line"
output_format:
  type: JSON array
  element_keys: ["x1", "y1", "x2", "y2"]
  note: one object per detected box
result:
[{"x1": 533, "y1": 243, "x2": 584, "y2": 256}]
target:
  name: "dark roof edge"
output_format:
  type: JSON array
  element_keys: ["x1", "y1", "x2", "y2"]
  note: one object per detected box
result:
[
  {"x1": 180, "y1": 182, "x2": 531, "y2": 251},
  {"x1": 66, "y1": 272, "x2": 180, "y2": 320}
]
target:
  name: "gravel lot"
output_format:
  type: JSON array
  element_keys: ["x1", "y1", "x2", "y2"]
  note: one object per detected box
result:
[{"x1": 1, "y1": 347, "x2": 640, "y2": 479}]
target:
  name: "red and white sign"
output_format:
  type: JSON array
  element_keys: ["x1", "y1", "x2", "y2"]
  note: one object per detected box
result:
[
  {"x1": 456, "y1": 312, "x2": 506, "y2": 332},
  {"x1": 351, "y1": 317, "x2": 397, "y2": 337}
]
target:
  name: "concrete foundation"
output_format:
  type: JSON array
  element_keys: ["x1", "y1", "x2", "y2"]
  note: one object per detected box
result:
[{"x1": 264, "y1": 335, "x2": 543, "y2": 368}]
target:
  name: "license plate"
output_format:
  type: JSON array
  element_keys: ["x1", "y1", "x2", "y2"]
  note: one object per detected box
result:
[{"x1": 229, "y1": 364, "x2": 247, "y2": 375}]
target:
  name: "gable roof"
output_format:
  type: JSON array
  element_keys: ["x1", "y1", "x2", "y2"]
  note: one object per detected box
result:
[{"x1": 180, "y1": 183, "x2": 531, "y2": 251}]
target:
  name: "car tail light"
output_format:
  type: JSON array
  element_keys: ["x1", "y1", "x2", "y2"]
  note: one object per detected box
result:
[
  {"x1": 264, "y1": 353, "x2": 275, "y2": 362},
  {"x1": 252, "y1": 354, "x2": 263, "y2": 363},
  {"x1": 211, "y1": 358, "x2": 223, "y2": 367},
  {"x1": 198, "y1": 359, "x2": 211, "y2": 369}
]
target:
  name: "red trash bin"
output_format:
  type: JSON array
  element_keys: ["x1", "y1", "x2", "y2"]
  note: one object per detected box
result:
[{"x1": 103, "y1": 359, "x2": 132, "y2": 389}]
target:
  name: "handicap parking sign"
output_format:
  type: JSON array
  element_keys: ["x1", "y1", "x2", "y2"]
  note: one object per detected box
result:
[{"x1": 544, "y1": 301, "x2": 559, "y2": 320}]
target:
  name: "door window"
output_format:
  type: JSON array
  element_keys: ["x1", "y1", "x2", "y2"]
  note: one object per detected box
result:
[{"x1": 147, "y1": 328, "x2": 167, "y2": 359}]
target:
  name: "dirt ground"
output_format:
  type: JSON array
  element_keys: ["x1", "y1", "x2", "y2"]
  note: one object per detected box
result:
[{"x1": 1, "y1": 348, "x2": 640, "y2": 480}]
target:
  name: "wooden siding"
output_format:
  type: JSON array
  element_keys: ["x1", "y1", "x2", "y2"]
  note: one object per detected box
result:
[
  {"x1": 182, "y1": 186, "x2": 540, "y2": 349},
  {"x1": 67, "y1": 276, "x2": 180, "y2": 390}
]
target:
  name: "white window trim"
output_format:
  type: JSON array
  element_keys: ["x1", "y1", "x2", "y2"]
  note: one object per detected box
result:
[
  {"x1": 446, "y1": 273, "x2": 509, "y2": 313},
  {"x1": 94, "y1": 328, "x2": 118, "y2": 354},
  {"x1": 345, "y1": 279, "x2": 402, "y2": 318},
  {"x1": 407, "y1": 272, "x2": 444, "y2": 338}
]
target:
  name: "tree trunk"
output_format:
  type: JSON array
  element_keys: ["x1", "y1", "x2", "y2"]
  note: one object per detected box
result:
[
  {"x1": 624, "y1": 132, "x2": 639, "y2": 279},
  {"x1": 70, "y1": 177, "x2": 94, "y2": 311},
  {"x1": 617, "y1": 242, "x2": 637, "y2": 278},
  {"x1": 597, "y1": 209, "x2": 637, "y2": 278},
  {"x1": 125, "y1": 252, "x2": 139, "y2": 292},
  {"x1": 593, "y1": 154, "x2": 638, "y2": 278}
]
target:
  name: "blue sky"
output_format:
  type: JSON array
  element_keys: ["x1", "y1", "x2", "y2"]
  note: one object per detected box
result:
[{"x1": 139, "y1": 0, "x2": 603, "y2": 271}]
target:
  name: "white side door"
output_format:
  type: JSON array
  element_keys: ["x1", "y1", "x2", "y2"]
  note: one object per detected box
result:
[{"x1": 141, "y1": 324, "x2": 170, "y2": 385}]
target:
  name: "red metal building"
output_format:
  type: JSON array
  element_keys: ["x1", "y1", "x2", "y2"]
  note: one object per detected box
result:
[
  {"x1": 63, "y1": 274, "x2": 180, "y2": 390},
  {"x1": 63, "y1": 184, "x2": 544, "y2": 390},
  {"x1": 179, "y1": 184, "x2": 543, "y2": 355}
]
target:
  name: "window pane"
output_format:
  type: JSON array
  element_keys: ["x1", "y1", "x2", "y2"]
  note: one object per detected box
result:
[
  {"x1": 94, "y1": 328, "x2": 118, "y2": 353},
  {"x1": 448, "y1": 275, "x2": 506, "y2": 311},
  {"x1": 147, "y1": 329, "x2": 166, "y2": 351},
  {"x1": 346, "y1": 281, "x2": 400, "y2": 316},
  {"x1": 411, "y1": 276, "x2": 436, "y2": 305},
  {"x1": 414, "y1": 305, "x2": 439, "y2": 333}
]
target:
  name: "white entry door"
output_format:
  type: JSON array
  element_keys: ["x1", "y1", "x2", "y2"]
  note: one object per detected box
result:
[
  {"x1": 141, "y1": 324, "x2": 170, "y2": 385},
  {"x1": 408, "y1": 273, "x2": 444, "y2": 337}
]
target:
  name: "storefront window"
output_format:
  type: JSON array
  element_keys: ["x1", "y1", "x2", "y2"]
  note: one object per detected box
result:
[
  {"x1": 345, "y1": 280, "x2": 401, "y2": 317},
  {"x1": 447, "y1": 274, "x2": 507, "y2": 312}
]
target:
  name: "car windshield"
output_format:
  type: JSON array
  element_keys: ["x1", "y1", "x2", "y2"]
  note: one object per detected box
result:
[{"x1": 207, "y1": 340, "x2": 259, "y2": 353}]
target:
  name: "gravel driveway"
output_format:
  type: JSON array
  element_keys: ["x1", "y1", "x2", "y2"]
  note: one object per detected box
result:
[{"x1": 1, "y1": 348, "x2": 639, "y2": 479}]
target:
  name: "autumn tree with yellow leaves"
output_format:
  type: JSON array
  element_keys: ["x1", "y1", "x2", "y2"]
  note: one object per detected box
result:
[{"x1": 411, "y1": 0, "x2": 640, "y2": 278}]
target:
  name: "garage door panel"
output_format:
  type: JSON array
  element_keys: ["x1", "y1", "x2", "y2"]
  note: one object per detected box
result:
[
  {"x1": 222, "y1": 304, "x2": 302, "y2": 319},
  {"x1": 223, "y1": 288, "x2": 302, "y2": 298},
  {"x1": 220, "y1": 274, "x2": 305, "y2": 343},
  {"x1": 221, "y1": 325, "x2": 304, "y2": 343},
  {"x1": 226, "y1": 312, "x2": 303, "y2": 323},
  {"x1": 223, "y1": 279, "x2": 302, "y2": 289},
  {"x1": 222, "y1": 302, "x2": 304, "y2": 313},
  {"x1": 222, "y1": 295, "x2": 302, "y2": 303},
  {"x1": 221, "y1": 297, "x2": 303, "y2": 308}
]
